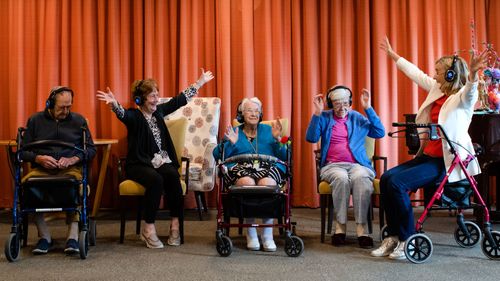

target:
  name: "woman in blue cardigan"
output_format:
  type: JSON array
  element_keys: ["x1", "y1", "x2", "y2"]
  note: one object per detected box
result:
[
  {"x1": 306, "y1": 86, "x2": 385, "y2": 248},
  {"x1": 213, "y1": 97, "x2": 286, "y2": 252}
]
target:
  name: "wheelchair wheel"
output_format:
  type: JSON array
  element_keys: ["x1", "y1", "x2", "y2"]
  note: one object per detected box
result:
[
  {"x1": 481, "y1": 230, "x2": 500, "y2": 260},
  {"x1": 454, "y1": 221, "x2": 481, "y2": 248},
  {"x1": 4, "y1": 232, "x2": 21, "y2": 262},
  {"x1": 285, "y1": 235, "x2": 304, "y2": 257},
  {"x1": 216, "y1": 235, "x2": 233, "y2": 257},
  {"x1": 89, "y1": 219, "x2": 97, "y2": 246},
  {"x1": 380, "y1": 225, "x2": 390, "y2": 241},
  {"x1": 404, "y1": 233, "x2": 433, "y2": 264},
  {"x1": 79, "y1": 230, "x2": 89, "y2": 259}
]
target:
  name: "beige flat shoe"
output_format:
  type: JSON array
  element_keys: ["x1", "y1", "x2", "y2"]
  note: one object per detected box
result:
[
  {"x1": 167, "y1": 229, "x2": 181, "y2": 246},
  {"x1": 140, "y1": 231, "x2": 164, "y2": 249}
]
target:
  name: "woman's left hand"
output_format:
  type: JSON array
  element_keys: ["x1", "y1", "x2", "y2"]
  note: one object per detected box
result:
[
  {"x1": 196, "y1": 68, "x2": 214, "y2": 89},
  {"x1": 272, "y1": 118, "x2": 283, "y2": 141},
  {"x1": 469, "y1": 51, "x2": 489, "y2": 82},
  {"x1": 360, "y1": 88, "x2": 371, "y2": 109}
]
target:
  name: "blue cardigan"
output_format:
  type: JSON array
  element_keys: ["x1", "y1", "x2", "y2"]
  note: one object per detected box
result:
[
  {"x1": 305, "y1": 108, "x2": 385, "y2": 172},
  {"x1": 213, "y1": 123, "x2": 288, "y2": 173}
]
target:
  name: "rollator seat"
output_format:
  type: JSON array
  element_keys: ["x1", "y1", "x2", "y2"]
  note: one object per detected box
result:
[
  {"x1": 25, "y1": 175, "x2": 78, "y2": 184},
  {"x1": 23, "y1": 175, "x2": 80, "y2": 209},
  {"x1": 424, "y1": 179, "x2": 473, "y2": 208},
  {"x1": 227, "y1": 185, "x2": 280, "y2": 194}
]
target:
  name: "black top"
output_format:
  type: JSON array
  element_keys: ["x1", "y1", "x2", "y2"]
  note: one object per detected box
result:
[
  {"x1": 21, "y1": 109, "x2": 96, "y2": 167},
  {"x1": 117, "y1": 93, "x2": 187, "y2": 169}
]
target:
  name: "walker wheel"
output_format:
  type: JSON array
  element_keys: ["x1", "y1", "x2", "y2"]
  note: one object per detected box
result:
[
  {"x1": 405, "y1": 233, "x2": 433, "y2": 264},
  {"x1": 481, "y1": 230, "x2": 500, "y2": 260},
  {"x1": 89, "y1": 219, "x2": 97, "y2": 246},
  {"x1": 216, "y1": 235, "x2": 233, "y2": 257},
  {"x1": 454, "y1": 221, "x2": 481, "y2": 248},
  {"x1": 285, "y1": 236, "x2": 304, "y2": 257},
  {"x1": 4, "y1": 233, "x2": 21, "y2": 262},
  {"x1": 380, "y1": 225, "x2": 390, "y2": 241},
  {"x1": 79, "y1": 230, "x2": 89, "y2": 259}
]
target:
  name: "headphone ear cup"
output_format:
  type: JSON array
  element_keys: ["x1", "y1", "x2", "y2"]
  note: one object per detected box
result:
[
  {"x1": 46, "y1": 99, "x2": 53, "y2": 109},
  {"x1": 236, "y1": 112, "x2": 244, "y2": 123},
  {"x1": 445, "y1": 69, "x2": 456, "y2": 82},
  {"x1": 326, "y1": 96, "x2": 333, "y2": 109},
  {"x1": 134, "y1": 96, "x2": 142, "y2": 106}
]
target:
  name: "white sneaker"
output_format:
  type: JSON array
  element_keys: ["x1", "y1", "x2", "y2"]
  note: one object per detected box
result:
[
  {"x1": 388, "y1": 241, "x2": 407, "y2": 260},
  {"x1": 246, "y1": 236, "x2": 260, "y2": 251},
  {"x1": 371, "y1": 236, "x2": 398, "y2": 257},
  {"x1": 262, "y1": 238, "x2": 277, "y2": 252}
]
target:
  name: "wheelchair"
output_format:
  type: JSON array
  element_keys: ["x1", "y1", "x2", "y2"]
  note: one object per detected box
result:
[
  {"x1": 4, "y1": 127, "x2": 96, "y2": 262},
  {"x1": 381, "y1": 122, "x2": 500, "y2": 263},
  {"x1": 214, "y1": 141, "x2": 304, "y2": 257}
]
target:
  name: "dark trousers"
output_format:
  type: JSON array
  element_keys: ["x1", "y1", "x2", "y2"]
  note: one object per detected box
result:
[
  {"x1": 126, "y1": 163, "x2": 183, "y2": 223},
  {"x1": 380, "y1": 155, "x2": 445, "y2": 241}
]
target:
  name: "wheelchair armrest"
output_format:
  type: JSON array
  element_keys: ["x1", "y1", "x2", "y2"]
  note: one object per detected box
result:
[{"x1": 228, "y1": 185, "x2": 281, "y2": 194}]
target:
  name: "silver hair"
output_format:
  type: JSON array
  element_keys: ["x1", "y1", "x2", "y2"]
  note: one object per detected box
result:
[{"x1": 239, "y1": 97, "x2": 263, "y2": 112}]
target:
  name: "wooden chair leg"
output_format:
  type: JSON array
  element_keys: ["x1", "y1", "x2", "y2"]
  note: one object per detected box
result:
[
  {"x1": 195, "y1": 191, "x2": 203, "y2": 221},
  {"x1": 320, "y1": 194, "x2": 327, "y2": 243},
  {"x1": 120, "y1": 196, "x2": 126, "y2": 244},
  {"x1": 136, "y1": 198, "x2": 142, "y2": 235},
  {"x1": 180, "y1": 198, "x2": 185, "y2": 244},
  {"x1": 367, "y1": 201, "x2": 373, "y2": 234},
  {"x1": 327, "y1": 196, "x2": 333, "y2": 234},
  {"x1": 378, "y1": 194, "x2": 385, "y2": 230}
]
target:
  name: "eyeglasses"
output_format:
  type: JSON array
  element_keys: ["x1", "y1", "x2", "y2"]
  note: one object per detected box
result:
[
  {"x1": 243, "y1": 109, "x2": 261, "y2": 114},
  {"x1": 333, "y1": 101, "x2": 350, "y2": 108}
]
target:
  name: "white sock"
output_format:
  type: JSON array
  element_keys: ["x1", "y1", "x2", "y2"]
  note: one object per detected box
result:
[
  {"x1": 261, "y1": 218, "x2": 274, "y2": 241},
  {"x1": 356, "y1": 223, "x2": 368, "y2": 237},
  {"x1": 335, "y1": 221, "x2": 346, "y2": 234},
  {"x1": 67, "y1": 222, "x2": 79, "y2": 241},
  {"x1": 34, "y1": 213, "x2": 51, "y2": 242},
  {"x1": 246, "y1": 218, "x2": 257, "y2": 240}
]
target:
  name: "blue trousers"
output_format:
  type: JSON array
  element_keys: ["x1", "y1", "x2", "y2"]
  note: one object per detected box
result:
[{"x1": 380, "y1": 155, "x2": 445, "y2": 241}]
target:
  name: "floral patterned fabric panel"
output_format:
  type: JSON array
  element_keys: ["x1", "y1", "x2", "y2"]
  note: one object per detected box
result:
[{"x1": 161, "y1": 97, "x2": 221, "y2": 191}]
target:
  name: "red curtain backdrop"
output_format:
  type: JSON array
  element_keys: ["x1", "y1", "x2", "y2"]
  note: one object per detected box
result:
[{"x1": 0, "y1": 0, "x2": 498, "y2": 209}]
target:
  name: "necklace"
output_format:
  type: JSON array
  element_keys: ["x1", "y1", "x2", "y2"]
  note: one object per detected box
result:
[{"x1": 244, "y1": 128, "x2": 258, "y2": 153}]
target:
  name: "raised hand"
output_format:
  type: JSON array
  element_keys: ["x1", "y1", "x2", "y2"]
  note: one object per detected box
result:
[
  {"x1": 313, "y1": 94, "x2": 324, "y2": 115},
  {"x1": 196, "y1": 68, "x2": 215, "y2": 88},
  {"x1": 96, "y1": 87, "x2": 118, "y2": 106},
  {"x1": 272, "y1": 118, "x2": 283, "y2": 141},
  {"x1": 469, "y1": 51, "x2": 489, "y2": 82},
  {"x1": 360, "y1": 88, "x2": 371, "y2": 109},
  {"x1": 224, "y1": 125, "x2": 239, "y2": 145},
  {"x1": 380, "y1": 36, "x2": 400, "y2": 62}
]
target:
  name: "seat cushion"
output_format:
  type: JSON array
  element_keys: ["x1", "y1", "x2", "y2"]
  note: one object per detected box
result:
[
  {"x1": 119, "y1": 179, "x2": 187, "y2": 196},
  {"x1": 318, "y1": 179, "x2": 380, "y2": 195}
]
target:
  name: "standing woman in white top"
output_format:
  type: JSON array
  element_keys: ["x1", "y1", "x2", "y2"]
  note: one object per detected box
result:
[{"x1": 371, "y1": 37, "x2": 488, "y2": 260}]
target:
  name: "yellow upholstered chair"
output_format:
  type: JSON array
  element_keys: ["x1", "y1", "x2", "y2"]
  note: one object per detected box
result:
[
  {"x1": 118, "y1": 117, "x2": 189, "y2": 244},
  {"x1": 316, "y1": 137, "x2": 387, "y2": 243}
]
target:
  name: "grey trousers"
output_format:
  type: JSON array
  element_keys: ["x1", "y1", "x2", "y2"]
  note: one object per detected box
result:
[{"x1": 320, "y1": 162, "x2": 374, "y2": 225}]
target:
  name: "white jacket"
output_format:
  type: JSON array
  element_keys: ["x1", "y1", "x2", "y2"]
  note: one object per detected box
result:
[{"x1": 396, "y1": 57, "x2": 481, "y2": 182}]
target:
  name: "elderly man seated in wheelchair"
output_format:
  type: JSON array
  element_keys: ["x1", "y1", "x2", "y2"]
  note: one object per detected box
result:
[
  {"x1": 213, "y1": 97, "x2": 287, "y2": 252},
  {"x1": 20, "y1": 86, "x2": 96, "y2": 256}
]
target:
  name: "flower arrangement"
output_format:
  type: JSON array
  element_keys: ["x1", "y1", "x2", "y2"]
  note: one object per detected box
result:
[{"x1": 483, "y1": 67, "x2": 500, "y2": 111}]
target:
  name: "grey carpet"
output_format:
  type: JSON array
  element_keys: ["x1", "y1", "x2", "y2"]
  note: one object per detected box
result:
[{"x1": 0, "y1": 208, "x2": 499, "y2": 281}]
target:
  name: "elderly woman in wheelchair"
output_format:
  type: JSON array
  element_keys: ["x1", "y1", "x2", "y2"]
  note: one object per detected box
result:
[{"x1": 213, "y1": 97, "x2": 287, "y2": 252}]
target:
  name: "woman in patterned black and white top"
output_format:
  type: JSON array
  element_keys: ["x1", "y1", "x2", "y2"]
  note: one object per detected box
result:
[{"x1": 97, "y1": 69, "x2": 214, "y2": 249}]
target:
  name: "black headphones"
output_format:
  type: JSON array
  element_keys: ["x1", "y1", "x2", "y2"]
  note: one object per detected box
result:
[
  {"x1": 236, "y1": 100, "x2": 263, "y2": 123},
  {"x1": 46, "y1": 86, "x2": 74, "y2": 109},
  {"x1": 133, "y1": 80, "x2": 145, "y2": 106},
  {"x1": 326, "y1": 85, "x2": 353, "y2": 109},
  {"x1": 445, "y1": 56, "x2": 458, "y2": 82}
]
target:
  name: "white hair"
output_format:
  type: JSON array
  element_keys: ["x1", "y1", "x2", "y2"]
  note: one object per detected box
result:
[{"x1": 239, "y1": 97, "x2": 262, "y2": 112}]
